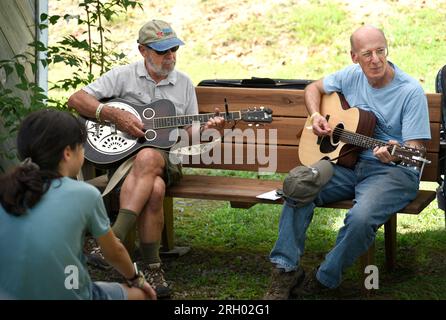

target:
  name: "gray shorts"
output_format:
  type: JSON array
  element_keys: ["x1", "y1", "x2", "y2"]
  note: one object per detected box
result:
[{"x1": 92, "y1": 281, "x2": 128, "y2": 300}]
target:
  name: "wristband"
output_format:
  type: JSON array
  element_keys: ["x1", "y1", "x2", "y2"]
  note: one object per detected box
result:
[
  {"x1": 310, "y1": 112, "x2": 321, "y2": 121},
  {"x1": 126, "y1": 270, "x2": 146, "y2": 289},
  {"x1": 96, "y1": 103, "x2": 106, "y2": 123},
  {"x1": 126, "y1": 263, "x2": 146, "y2": 289}
]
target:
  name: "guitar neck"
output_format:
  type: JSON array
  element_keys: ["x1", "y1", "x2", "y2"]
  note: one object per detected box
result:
[
  {"x1": 153, "y1": 111, "x2": 241, "y2": 129},
  {"x1": 335, "y1": 127, "x2": 388, "y2": 150}
]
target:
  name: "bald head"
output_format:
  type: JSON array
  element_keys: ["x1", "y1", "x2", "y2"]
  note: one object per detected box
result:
[{"x1": 350, "y1": 26, "x2": 387, "y2": 52}]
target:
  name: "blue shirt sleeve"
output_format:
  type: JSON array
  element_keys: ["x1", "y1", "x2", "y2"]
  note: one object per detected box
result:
[
  {"x1": 322, "y1": 65, "x2": 356, "y2": 94},
  {"x1": 88, "y1": 193, "x2": 111, "y2": 238},
  {"x1": 401, "y1": 87, "x2": 431, "y2": 142}
]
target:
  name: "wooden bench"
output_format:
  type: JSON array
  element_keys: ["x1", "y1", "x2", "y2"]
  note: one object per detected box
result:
[
  {"x1": 163, "y1": 86, "x2": 442, "y2": 271},
  {"x1": 85, "y1": 85, "x2": 442, "y2": 287}
]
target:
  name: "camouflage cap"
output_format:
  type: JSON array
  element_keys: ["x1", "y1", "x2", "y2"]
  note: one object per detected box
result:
[
  {"x1": 282, "y1": 160, "x2": 334, "y2": 207},
  {"x1": 137, "y1": 20, "x2": 184, "y2": 51}
]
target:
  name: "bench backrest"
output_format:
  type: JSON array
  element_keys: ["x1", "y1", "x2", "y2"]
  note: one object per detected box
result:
[{"x1": 182, "y1": 86, "x2": 441, "y2": 182}]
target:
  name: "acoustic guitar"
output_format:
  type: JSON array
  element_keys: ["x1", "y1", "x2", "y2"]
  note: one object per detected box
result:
[
  {"x1": 80, "y1": 98, "x2": 273, "y2": 166},
  {"x1": 298, "y1": 93, "x2": 430, "y2": 172}
]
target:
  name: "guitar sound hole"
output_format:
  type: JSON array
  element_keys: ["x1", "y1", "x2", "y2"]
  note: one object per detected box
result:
[
  {"x1": 319, "y1": 136, "x2": 337, "y2": 153},
  {"x1": 319, "y1": 123, "x2": 344, "y2": 154},
  {"x1": 145, "y1": 129, "x2": 157, "y2": 141},
  {"x1": 332, "y1": 123, "x2": 344, "y2": 144},
  {"x1": 143, "y1": 108, "x2": 155, "y2": 120}
]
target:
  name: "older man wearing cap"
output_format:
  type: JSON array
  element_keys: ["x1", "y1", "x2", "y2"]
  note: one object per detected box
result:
[{"x1": 68, "y1": 20, "x2": 225, "y2": 298}]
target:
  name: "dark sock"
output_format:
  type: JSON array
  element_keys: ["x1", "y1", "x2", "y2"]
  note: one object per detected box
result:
[
  {"x1": 111, "y1": 208, "x2": 138, "y2": 241},
  {"x1": 140, "y1": 241, "x2": 161, "y2": 265}
]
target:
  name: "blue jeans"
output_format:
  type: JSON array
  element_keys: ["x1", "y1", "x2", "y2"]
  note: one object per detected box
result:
[
  {"x1": 92, "y1": 282, "x2": 128, "y2": 300},
  {"x1": 270, "y1": 159, "x2": 419, "y2": 288}
]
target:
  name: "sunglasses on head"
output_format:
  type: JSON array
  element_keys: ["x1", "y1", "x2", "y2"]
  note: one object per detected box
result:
[{"x1": 147, "y1": 45, "x2": 179, "y2": 56}]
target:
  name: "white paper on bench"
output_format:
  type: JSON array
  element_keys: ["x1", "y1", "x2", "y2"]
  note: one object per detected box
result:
[{"x1": 256, "y1": 190, "x2": 282, "y2": 201}]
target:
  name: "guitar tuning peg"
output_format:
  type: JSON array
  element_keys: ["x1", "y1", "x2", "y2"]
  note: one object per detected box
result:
[
  {"x1": 248, "y1": 123, "x2": 253, "y2": 127},
  {"x1": 255, "y1": 124, "x2": 260, "y2": 127}
]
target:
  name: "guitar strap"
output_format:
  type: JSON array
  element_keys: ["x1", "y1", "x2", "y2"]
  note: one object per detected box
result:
[
  {"x1": 329, "y1": 146, "x2": 361, "y2": 162},
  {"x1": 101, "y1": 155, "x2": 137, "y2": 197}
]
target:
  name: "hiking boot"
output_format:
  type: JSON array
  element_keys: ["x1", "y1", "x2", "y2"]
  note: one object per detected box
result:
[
  {"x1": 291, "y1": 267, "x2": 330, "y2": 297},
  {"x1": 263, "y1": 266, "x2": 305, "y2": 300},
  {"x1": 139, "y1": 262, "x2": 171, "y2": 299},
  {"x1": 85, "y1": 239, "x2": 112, "y2": 271}
]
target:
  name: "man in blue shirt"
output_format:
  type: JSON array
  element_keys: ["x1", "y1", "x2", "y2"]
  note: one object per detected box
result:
[{"x1": 264, "y1": 25, "x2": 431, "y2": 299}]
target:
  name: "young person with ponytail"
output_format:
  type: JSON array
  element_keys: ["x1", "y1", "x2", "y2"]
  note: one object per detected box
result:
[{"x1": 0, "y1": 109, "x2": 156, "y2": 300}]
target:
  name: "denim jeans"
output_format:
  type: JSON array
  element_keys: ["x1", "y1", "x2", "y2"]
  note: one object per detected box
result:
[{"x1": 270, "y1": 159, "x2": 419, "y2": 288}]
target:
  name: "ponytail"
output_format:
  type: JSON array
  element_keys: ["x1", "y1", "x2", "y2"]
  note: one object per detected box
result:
[
  {"x1": 0, "y1": 158, "x2": 60, "y2": 216},
  {"x1": 0, "y1": 109, "x2": 86, "y2": 216}
]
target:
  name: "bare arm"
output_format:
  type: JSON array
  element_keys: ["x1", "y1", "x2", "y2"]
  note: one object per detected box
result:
[
  {"x1": 304, "y1": 79, "x2": 325, "y2": 116},
  {"x1": 304, "y1": 79, "x2": 332, "y2": 136},
  {"x1": 96, "y1": 229, "x2": 134, "y2": 278},
  {"x1": 96, "y1": 229, "x2": 156, "y2": 299},
  {"x1": 67, "y1": 90, "x2": 145, "y2": 138}
]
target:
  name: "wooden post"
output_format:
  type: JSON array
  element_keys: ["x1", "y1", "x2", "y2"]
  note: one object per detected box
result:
[
  {"x1": 161, "y1": 196, "x2": 175, "y2": 251},
  {"x1": 359, "y1": 242, "x2": 375, "y2": 296},
  {"x1": 384, "y1": 214, "x2": 397, "y2": 271}
]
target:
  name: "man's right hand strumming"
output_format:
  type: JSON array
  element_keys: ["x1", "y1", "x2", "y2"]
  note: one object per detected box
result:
[
  {"x1": 103, "y1": 106, "x2": 145, "y2": 138},
  {"x1": 310, "y1": 112, "x2": 332, "y2": 137}
]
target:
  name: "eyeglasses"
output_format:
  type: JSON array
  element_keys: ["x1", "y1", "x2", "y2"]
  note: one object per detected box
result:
[
  {"x1": 359, "y1": 47, "x2": 388, "y2": 61},
  {"x1": 147, "y1": 45, "x2": 179, "y2": 56}
]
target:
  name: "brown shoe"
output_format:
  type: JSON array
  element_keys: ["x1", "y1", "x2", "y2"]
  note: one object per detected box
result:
[
  {"x1": 139, "y1": 262, "x2": 171, "y2": 299},
  {"x1": 291, "y1": 267, "x2": 329, "y2": 297},
  {"x1": 263, "y1": 266, "x2": 305, "y2": 300},
  {"x1": 84, "y1": 238, "x2": 112, "y2": 271}
]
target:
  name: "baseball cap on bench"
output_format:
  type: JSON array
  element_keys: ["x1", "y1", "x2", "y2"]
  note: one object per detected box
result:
[
  {"x1": 282, "y1": 160, "x2": 334, "y2": 207},
  {"x1": 137, "y1": 20, "x2": 184, "y2": 51}
]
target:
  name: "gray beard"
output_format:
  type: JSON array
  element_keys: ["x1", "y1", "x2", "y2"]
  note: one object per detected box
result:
[{"x1": 147, "y1": 56, "x2": 175, "y2": 77}]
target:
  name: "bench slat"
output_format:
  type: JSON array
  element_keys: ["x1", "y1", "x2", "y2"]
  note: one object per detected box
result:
[
  {"x1": 196, "y1": 87, "x2": 442, "y2": 122},
  {"x1": 165, "y1": 175, "x2": 435, "y2": 214}
]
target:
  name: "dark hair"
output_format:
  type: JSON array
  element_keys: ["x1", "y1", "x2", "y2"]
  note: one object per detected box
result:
[{"x1": 0, "y1": 109, "x2": 86, "y2": 216}]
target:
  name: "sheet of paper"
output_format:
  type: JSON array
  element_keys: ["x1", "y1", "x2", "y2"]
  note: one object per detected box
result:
[{"x1": 256, "y1": 190, "x2": 282, "y2": 201}]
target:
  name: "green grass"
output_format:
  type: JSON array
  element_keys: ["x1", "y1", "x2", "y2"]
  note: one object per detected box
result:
[{"x1": 165, "y1": 195, "x2": 446, "y2": 300}]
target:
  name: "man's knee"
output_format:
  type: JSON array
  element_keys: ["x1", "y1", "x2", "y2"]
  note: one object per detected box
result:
[
  {"x1": 133, "y1": 149, "x2": 165, "y2": 174},
  {"x1": 151, "y1": 177, "x2": 166, "y2": 201}
]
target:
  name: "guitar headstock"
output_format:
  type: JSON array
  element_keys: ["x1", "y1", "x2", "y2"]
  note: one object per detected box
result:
[
  {"x1": 391, "y1": 144, "x2": 430, "y2": 170},
  {"x1": 240, "y1": 107, "x2": 273, "y2": 123}
]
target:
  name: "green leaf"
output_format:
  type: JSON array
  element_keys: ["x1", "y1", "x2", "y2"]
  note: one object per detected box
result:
[
  {"x1": 15, "y1": 83, "x2": 29, "y2": 90},
  {"x1": 2, "y1": 64, "x2": 14, "y2": 76},
  {"x1": 53, "y1": 55, "x2": 65, "y2": 64},
  {"x1": 14, "y1": 63, "x2": 25, "y2": 78},
  {"x1": 49, "y1": 15, "x2": 61, "y2": 24}
]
